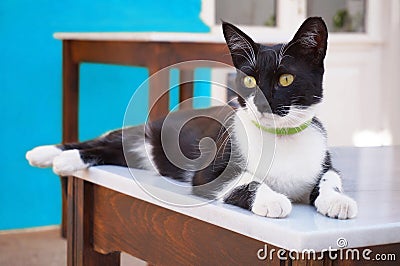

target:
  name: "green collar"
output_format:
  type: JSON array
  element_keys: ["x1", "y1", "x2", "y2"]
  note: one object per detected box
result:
[{"x1": 251, "y1": 119, "x2": 312, "y2": 135}]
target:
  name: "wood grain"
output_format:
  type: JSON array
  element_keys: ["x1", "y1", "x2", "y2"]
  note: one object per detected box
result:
[
  {"x1": 67, "y1": 178, "x2": 120, "y2": 266},
  {"x1": 62, "y1": 40, "x2": 79, "y2": 144},
  {"x1": 91, "y1": 184, "x2": 283, "y2": 266},
  {"x1": 69, "y1": 41, "x2": 232, "y2": 67},
  {"x1": 60, "y1": 39, "x2": 235, "y2": 237},
  {"x1": 179, "y1": 69, "x2": 194, "y2": 110},
  {"x1": 61, "y1": 41, "x2": 80, "y2": 238},
  {"x1": 148, "y1": 60, "x2": 170, "y2": 121}
]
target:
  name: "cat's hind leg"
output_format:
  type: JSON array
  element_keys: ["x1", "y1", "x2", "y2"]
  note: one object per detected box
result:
[
  {"x1": 26, "y1": 140, "x2": 106, "y2": 169},
  {"x1": 52, "y1": 145, "x2": 127, "y2": 176},
  {"x1": 26, "y1": 145, "x2": 63, "y2": 168},
  {"x1": 26, "y1": 129, "x2": 124, "y2": 170},
  {"x1": 52, "y1": 149, "x2": 89, "y2": 176},
  {"x1": 52, "y1": 134, "x2": 127, "y2": 176},
  {"x1": 27, "y1": 126, "x2": 149, "y2": 175}
]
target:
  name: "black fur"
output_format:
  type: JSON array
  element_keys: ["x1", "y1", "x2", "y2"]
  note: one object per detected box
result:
[
  {"x1": 311, "y1": 117, "x2": 327, "y2": 136},
  {"x1": 56, "y1": 18, "x2": 332, "y2": 211},
  {"x1": 223, "y1": 17, "x2": 327, "y2": 116},
  {"x1": 224, "y1": 181, "x2": 260, "y2": 210},
  {"x1": 147, "y1": 106, "x2": 244, "y2": 198},
  {"x1": 309, "y1": 151, "x2": 338, "y2": 205},
  {"x1": 58, "y1": 130, "x2": 126, "y2": 166}
]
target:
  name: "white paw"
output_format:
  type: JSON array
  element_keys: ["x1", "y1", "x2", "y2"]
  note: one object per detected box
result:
[
  {"x1": 26, "y1": 145, "x2": 62, "y2": 168},
  {"x1": 52, "y1": 150, "x2": 89, "y2": 176},
  {"x1": 315, "y1": 192, "x2": 358, "y2": 219},
  {"x1": 251, "y1": 184, "x2": 292, "y2": 218}
]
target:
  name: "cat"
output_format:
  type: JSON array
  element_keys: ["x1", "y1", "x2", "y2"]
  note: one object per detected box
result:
[{"x1": 26, "y1": 17, "x2": 357, "y2": 219}]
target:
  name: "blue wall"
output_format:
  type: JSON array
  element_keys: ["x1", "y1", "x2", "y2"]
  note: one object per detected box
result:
[{"x1": 0, "y1": 0, "x2": 209, "y2": 230}]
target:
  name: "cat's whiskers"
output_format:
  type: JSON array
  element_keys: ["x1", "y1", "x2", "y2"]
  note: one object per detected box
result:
[
  {"x1": 282, "y1": 114, "x2": 300, "y2": 128},
  {"x1": 273, "y1": 106, "x2": 314, "y2": 129},
  {"x1": 278, "y1": 107, "x2": 321, "y2": 131},
  {"x1": 312, "y1": 95, "x2": 323, "y2": 100},
  {"x1": 214, "y1": 121, "x2": 236, "y2": 167},
  {"x1": 216, "y1": 123, "x2": 235, "y2": 145},
  {"x1": 215, "y1": 114, "x2": 235, "y2": 145},
  {"x1": 219, "y1": 133, "x2": 231, "y2": 158},
  {"x1": 213, "y1": 132, "x2": 231, "y2": 170}
]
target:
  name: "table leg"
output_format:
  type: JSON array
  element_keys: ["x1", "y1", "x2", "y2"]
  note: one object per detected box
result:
[
  {"x1": 148, "y1": 62, "x2": 170, "y2": 121},
  {"x1": 61, "y1": 40, "x2": 80, "y2": 238},
  {"x1": 179, "y1": 69, "x2": 194, "y2": 110},
  {"x1": 67, "y1": 177, "x2": 120, "y2": 266},
  {"x1": 61, "y1": 178, "x2": 68, "y2": 238}
]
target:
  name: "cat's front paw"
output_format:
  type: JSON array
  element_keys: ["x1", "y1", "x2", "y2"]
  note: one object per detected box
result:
[
  {"x1": 26, "y1": 145, "x2": 62, "y2": 168},
  {"x1": 52, "y1": 150, "x2": 89, "y2": 176},
  {"x1": 315, "y1": 192, "x2": 358, "y2": 219},
  {"x1": 251, "y1": 184, "x2": 292, "y2": 218}
]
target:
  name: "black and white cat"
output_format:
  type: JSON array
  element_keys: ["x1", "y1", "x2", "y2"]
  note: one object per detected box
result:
[{"x1": 26, "y1": 17, "x2": 357, "y2": 219}]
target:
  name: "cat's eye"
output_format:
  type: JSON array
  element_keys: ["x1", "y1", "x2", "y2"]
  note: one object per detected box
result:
[
  {"x1": 279, "y1": 74, "x2": 294, "y2": 87},
  {"x1": 243, "y1": 76, "x2": 257, "y2": 89}
]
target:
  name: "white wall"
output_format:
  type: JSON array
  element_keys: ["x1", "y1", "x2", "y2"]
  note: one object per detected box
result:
[
  {"x1": 381, "y1": 0, "x2": 400, "y2": 145},
  {"x1": 319, "y1": 0, "x2": 400, "y2": 146},
  {"x1": 205, "y1": 0, "x2": 400, "y2": 147}
]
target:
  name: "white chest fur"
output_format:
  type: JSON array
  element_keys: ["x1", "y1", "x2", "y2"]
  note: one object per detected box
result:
[{"x1": 233, "y1": 110, "x2": 326, "y2": 202}]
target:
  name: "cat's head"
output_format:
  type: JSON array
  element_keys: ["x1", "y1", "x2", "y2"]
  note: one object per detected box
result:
[{"x1": 222, "y1": 17, "x2": 328, "y2": 128}]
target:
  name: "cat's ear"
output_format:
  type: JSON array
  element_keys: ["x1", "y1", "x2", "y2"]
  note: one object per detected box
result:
[
  {"x1": 222, "y1": 21, "x2": 259, "y2": 71},
  {"x1": 286, "y1": 17, "x2": 328, "y2": 65}
]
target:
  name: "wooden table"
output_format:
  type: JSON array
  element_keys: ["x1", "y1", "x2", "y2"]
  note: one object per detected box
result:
[
  {"x1": 71, "y1": 147, "x2": 400, "y2": 265},
  {"x1": 55, "y1": 33, "x2": 400, "y2": 265}
]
